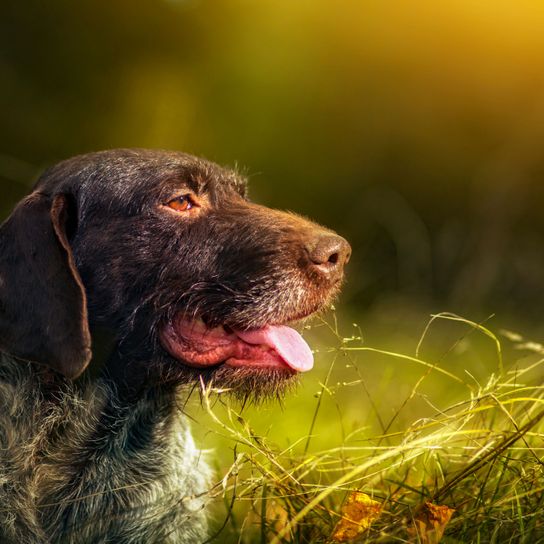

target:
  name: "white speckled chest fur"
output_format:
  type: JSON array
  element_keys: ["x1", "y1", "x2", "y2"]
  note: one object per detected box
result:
[{"x1": 0, "y1": 356, "x2": 212, "y2": 544}]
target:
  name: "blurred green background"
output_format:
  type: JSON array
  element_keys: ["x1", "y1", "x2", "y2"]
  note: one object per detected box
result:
[{"x1": 3, "y1": 0, "x2": 544, "y2": 322}]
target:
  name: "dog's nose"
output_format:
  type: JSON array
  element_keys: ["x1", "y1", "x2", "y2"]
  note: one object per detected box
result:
[{"x1": 306, "y1": 233, "x2": 351, "y2": 280}]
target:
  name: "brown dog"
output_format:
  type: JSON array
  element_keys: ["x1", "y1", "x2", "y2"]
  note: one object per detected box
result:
[{"x1": 0, "y1": 149, "x2": 350, "y2": 543}]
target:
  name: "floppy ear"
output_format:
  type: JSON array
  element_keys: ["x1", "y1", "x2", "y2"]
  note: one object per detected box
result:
[{"x1": 0, "y1": 192, "x2": 91, "y2": 378}]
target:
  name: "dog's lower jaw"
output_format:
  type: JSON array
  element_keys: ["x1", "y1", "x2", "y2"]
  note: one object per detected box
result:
[{"x1": 0, "y1": 355, "x2": 212, "y2": 544}]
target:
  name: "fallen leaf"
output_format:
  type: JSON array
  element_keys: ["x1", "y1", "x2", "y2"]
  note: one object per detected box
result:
[
  {"x1": 410, "y1": 501, "x2": 455, "y2": 544},
  {"x1": 332, "y1": 491, "x2": 383, "y2": 542},
  {"x1": 266, "y1": 500, "x2": 291, "y2": 542}
]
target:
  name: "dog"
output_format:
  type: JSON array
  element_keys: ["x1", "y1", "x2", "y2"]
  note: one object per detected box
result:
[{"x1": 0, "y1": 149, "x2": 350, "y2": 543}]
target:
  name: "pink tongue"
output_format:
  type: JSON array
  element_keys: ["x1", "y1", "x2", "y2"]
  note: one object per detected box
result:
[{"x1": 234, "y1": 325, "x2": 314, "y2": 372}]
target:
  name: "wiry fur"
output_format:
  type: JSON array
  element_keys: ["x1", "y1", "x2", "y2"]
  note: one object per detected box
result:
[
  {"x1": 0, "y1": 355, "x2": 211, "y2": 544},
  {"x1": 0, "y1": 149, "x2": 350, "y2": 542}
]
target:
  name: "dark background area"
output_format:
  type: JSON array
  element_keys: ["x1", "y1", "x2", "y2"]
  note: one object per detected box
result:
[{"x1": 3, "y1": 0, "x2": 544, "y2": 322}]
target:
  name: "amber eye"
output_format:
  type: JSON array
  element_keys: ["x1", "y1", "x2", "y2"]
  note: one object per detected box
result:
[{"x1": 167, "y1": 195, "x2": 193, "y2": 212}]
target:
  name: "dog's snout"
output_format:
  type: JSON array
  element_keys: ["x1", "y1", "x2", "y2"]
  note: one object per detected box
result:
[{"x1": 306, "y1": 233, "x2": 351, "y2": 279}]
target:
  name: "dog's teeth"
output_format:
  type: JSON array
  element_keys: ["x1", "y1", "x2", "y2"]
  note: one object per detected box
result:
[
  {"x1": 208, "y1": 325, "x2": 227, "y2": 337},
  {"x1": 192, "y1": 319, "x2": 208, "y2": 333}
]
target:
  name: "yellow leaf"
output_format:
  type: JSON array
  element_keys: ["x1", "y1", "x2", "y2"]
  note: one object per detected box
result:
[
  {"x1": 410, "y1": 501, "x2": 455, "y2": 544},
  {"x1": 266, "y1": 500, "x2": 291, "y2": 542},
  {"x1": 332, "y1": 492, "x2": 383, "y2": 543}
]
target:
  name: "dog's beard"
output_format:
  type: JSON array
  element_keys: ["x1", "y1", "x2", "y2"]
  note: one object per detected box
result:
[
  {"x1": 201, "y1": 365, "x2": 300, "y2": 402},
  {"x1": 153, "y1": 356, "x2": 300, "y2": 402}
]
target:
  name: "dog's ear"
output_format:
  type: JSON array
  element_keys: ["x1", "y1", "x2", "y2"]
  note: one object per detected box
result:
[{"x1": 0, "y1": 192, "x2": 91, "y2": 378}]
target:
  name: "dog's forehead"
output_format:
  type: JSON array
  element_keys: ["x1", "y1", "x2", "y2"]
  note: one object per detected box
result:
[{"x1": 35, "y1": 149, "x2": 248, "y2": 203}]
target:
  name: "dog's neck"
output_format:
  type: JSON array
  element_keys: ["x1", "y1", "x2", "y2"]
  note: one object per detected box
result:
[
  {"x1": 0, "y1": 353, "x2": 210, "y2": 542},
  {"x1": 84, "y1": 326, "x2": 159, "y2": 400}
]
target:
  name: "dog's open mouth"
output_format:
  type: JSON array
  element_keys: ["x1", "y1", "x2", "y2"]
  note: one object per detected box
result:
[{"x1": 159, "y1": 316, "x2": 313, "y2": 373}]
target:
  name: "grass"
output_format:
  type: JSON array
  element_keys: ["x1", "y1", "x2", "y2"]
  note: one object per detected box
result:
[{"x1": 189, "y1": 311, "x2": 544, "y2": 543}]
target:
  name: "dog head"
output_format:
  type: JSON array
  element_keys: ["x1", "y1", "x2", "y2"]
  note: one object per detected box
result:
[{"x1": 0, "y1": 149, "x2": 350, "y2": 397}]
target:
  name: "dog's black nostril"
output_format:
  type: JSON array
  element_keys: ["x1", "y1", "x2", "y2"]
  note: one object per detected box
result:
[
  {"x1": 328, "y1": 252, "x2": 339, "y2": 265},
  {"x1": 307, "y1": 233, "x2": 351, "y2": 279}
]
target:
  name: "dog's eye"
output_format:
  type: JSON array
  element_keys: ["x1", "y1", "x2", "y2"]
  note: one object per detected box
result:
[{"x1": 167, "y1": 195, "x2": 193, "y2": 212}]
